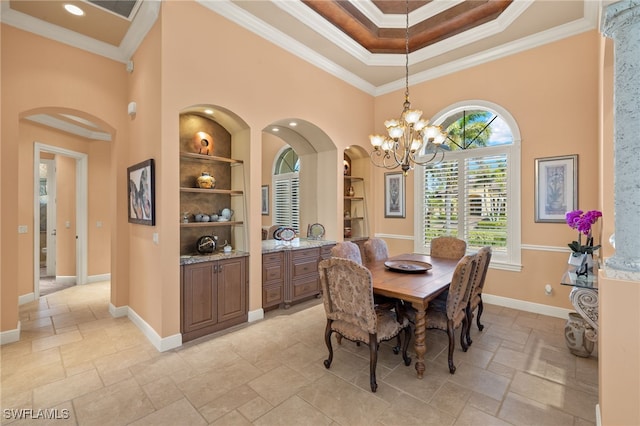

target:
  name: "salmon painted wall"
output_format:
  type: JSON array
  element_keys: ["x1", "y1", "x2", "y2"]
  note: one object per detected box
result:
[
  {"x1": 1, "y1": 24, "x2": 128, "y2": 332},
  {"x1": 126, "y1": 12, "x2": 167, "y2": 335},
  {"x1": 158, "y1": 1, "x2": 374, "y2": 321},
  {"x1": 372, "y1": 31, "x2": 602, "y2": 310}
]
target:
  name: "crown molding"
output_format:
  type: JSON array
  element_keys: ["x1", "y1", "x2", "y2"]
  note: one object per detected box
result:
[
  {"x1": 0, "y1": 0, "x2": 159, "y2": 63},
  {"x1": 197, "y1": 0, "x2": 377, "y2": 94}
]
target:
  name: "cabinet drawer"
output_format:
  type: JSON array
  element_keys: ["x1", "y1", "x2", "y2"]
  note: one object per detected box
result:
[
  {"x1": 263, "y1": 262, "x2": 283, "y2": 282},
  {"x1": 263, "y1": 284, "x2": 283, "y2": 307},
  {"x1": 292, "y1": 276, "x2": 319, "y2": 300},
  {"x1": 292, "y1": 247, "x2": 319, "y2": 260},
  {"x1": 292, "y1": 257, "x2": 319, "y2": 279},
  {"x1": 320, "y1": 245, "x2": 334, "y2": 259},
  {"x1": 263, "y1": 252, "x2": 284, "y2": 264}
]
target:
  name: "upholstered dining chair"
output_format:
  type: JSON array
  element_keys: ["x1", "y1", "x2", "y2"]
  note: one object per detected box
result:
[
  {"x1": 330, "y1": 241, "x2": 363, "y2": 264},
  {"x1": 424, "y1": 253, "x2": 477, "y2": 374},
  {"x1": 363, "y1": 238, "x2": 389, "y2": 263},
  {"x1": 318, "y1": 257, "x2": 411, "y2": 392},
  {"x1": 430, "y1": 236, "x2": 467, "y2": 260},
  {"x1": 465, "y1": 246, "x2": 492, "y2": 346}
]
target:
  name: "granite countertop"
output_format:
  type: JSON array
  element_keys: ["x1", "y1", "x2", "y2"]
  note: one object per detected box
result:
[
  {"x1": 262, "y1": 238, "x2": 336, "y2": 254},
  {"x1": 180, "y1": 250, "x2": 249, "y2": 265}
]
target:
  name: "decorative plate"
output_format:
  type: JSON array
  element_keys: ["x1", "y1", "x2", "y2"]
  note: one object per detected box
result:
[
  {"x1": 273, "y1": 227, "x2": 284, "y2": 240},
  {"x1": 384, "y1": 260, "x2": 432, "y2": 273},
  {"x1": 279, "y1": 227, "x2": 296, "y2": 242},
  {"x1": 308, "y1": 223, "x2": 325, "y2": 239}
]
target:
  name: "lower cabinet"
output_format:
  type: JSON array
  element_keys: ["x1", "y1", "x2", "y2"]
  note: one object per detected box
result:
[
  {"x1": 181, "y1": 255, "x2": 248, "y2": 342},
  {"x1": 262, "y1": 244, "x2": 334, "y2": 310}
]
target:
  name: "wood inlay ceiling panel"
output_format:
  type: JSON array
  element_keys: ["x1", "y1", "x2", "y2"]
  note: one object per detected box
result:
[{"x1": 301, "y1": 0, "x2": 513, "y2": 54}]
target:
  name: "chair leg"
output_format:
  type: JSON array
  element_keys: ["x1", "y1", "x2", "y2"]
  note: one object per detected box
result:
[
  {"x1": 476, "y1": 299, "x2": 485, "y2": 331},
  {"x1": 461, "y1": 315, "x2": 469, "y2": 352},
  {"x1": 323, "y1": 320, "x2": 334, "y2": 369},
  {"x1": 368, "y1": 333, "x2": 378, "y2": 392},
  {"x1": 447, "y1": 320, "x2": 456, "y2": 374},
  {"x1": 465, "y1": 305, "x2": 473, "y2": 347},
  {"x1": 401, "y1": 326, "x2": 412, "y2": 366}
]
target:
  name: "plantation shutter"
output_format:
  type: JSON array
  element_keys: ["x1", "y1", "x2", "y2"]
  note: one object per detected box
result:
[
  {"x1": 463, "y1": 154, "x2": 508, "y2": 251},
  {"x1": 274, "y1": 175, "x2": 300, "y2": 233},
  {"x1": 422, "y1": 160, "x2": 459, "y2": 247}
]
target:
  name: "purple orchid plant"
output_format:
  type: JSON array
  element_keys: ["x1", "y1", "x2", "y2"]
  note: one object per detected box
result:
[{"x1": 565, "y1": 209, "x2": 602, "y2": 255}]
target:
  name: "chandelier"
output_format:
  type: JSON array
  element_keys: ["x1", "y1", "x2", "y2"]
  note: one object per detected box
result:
[{"x1": 369, "y1": 0, "x2": 449, "y2": 175}]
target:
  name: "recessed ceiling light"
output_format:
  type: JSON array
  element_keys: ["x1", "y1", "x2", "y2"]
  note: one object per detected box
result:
[
  {"x1": 204, "y1": 109, "x2": 214, "y2": 115},
  {"x1": 64, "y1": 4, "x2": 85, "y2": 16},
  {"x1": 289, "y1": 121, "x2": 297, "y2": 127},
  {"x1": 272, "y1": 127, "x2": 279, "y2": 132}
]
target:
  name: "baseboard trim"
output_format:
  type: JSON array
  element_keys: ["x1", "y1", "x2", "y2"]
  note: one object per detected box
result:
[
  {"x1": 483, "y1": 294, "x2": 572, "y2": 319},
  {"x1": 108, "y1": 303, "x2": 128, "y2": 318},
  {"x1": 126, "y1": 307, "x2": 182, "y2": 352},
  {"x1": 56, "y1": 275, "x2": 75, "y2": 285},
  {"x1": 248, "y1": 308, "x2": 264, "y2": 322},
  {"x1": 0, "y1": 322, "x2": 21, "y2": 345},
  {"x1": 19, "y1": 292, "x2": 35, "y2": 305},
  {"x1": 87, "y1": 273, "x2": 111, "y2": 284},
  {"x1": 596, "y1": 404, "x2": 601, "y2": 426}
]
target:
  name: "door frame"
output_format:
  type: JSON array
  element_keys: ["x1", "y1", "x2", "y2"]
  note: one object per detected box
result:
[
  {"x1": 41, "y1": 158, "x2": 57, "y2": 277},
  {"x1": 33, "y1": 143, "x2": 88, "y2": 298}
]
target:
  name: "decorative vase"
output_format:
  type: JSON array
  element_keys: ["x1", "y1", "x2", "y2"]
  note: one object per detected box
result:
[
  {"x1": 568, "y1": 252, "x2": 590, "y2": 276},
  {"x1": 196, "y1": 172, "x2": 216, "y2": 189},
  {"x1": 347, "y1": 186, "x2": 355, "y2": 197},
  {"x1": 564, "y1": 312, "x2": 595, "y2": 357}
]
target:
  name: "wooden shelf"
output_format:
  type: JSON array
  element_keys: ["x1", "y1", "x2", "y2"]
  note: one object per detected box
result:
[
  {"x1": 180, "y1": 188, "x2": 243, "y2": 195},
  {"x1": 344, "y1": 217, "x2": 365, "y2": 221},
  {"x1": 344, "y1": 196, "x2": 364, "y2": 201},
  {"x1": 344, "y1": 176, "x2": 363, "y2": 181},
  {"x1": 181, "y1": 221, "x2": 244, "y2": 228},
  {"x1": 180, "y1": 152, "x2": 244, "y2": 164}
]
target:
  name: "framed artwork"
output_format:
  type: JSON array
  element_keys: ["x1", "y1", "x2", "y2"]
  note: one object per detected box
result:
[
  {"x1": 384, "y1": 172, "x2": 405, "y2": 218},
  {"x1": 261, "y1": 185, "x2": 269, "y2": 215},
  {"x1": 128, "y1": 159, "x2": 155, "y2": 226},
  {"x1": 534, "y1": 155, "x2": 578, "y2": 223}
]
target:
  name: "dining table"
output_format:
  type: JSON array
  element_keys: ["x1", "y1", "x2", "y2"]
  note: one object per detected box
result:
[{"x1": 366, "y1": 253, "x2": 459, "y2": 379}]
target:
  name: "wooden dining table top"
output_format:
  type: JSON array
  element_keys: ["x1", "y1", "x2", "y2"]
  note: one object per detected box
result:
[{"x1": 366, "y1": 253, "x2": 459, "y2": 309}]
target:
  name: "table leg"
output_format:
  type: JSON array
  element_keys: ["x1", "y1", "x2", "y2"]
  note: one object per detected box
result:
[{"x1": 412, "y1": 304, "x2": 427, "y2": 379}]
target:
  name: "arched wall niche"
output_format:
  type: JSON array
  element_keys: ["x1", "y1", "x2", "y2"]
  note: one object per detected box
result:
[
  {"x1": 262, "y1": 118, "x2": 338, "y2": 240},
  {"x1": 179, "y1": 104, "x2": 251, "y2": 251}
]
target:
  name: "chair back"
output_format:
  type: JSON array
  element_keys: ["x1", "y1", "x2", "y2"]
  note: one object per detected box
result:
[
  {"x1": 446, "y1": 254, "x2": 477, "y2": 320},
  {"x1": 469, "y1": 246, "x2": 492, "y2": 303},
  {"x1": 363, "y1": 238, "x2": 389, "y2": 263},
  {"x1": 330, "y1": 241, "x2": 363, "y2": 264},
  {"x1": 318, "y1": 257, "x2": 377, "y2": 334},
  {"x1": 430, "y1": 236, "x2": 467, "y2": 260}
]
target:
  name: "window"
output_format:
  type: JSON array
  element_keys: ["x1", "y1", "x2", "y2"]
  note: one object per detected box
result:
[
  {"x1": 273, "y1": 147, "x2": 300, "y2": 233},
  {"x1": 415, "y1": 101, "x2": 521, "y2": 270}
]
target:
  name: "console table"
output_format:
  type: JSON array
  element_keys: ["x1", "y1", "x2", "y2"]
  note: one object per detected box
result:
[{"x1": 561, "y1": 270, "x2": 598, "y2": 356}]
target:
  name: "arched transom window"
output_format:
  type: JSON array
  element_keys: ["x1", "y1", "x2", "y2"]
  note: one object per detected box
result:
[{"x1": 273, "y1": 147, "x2": 300, "y2": 233}]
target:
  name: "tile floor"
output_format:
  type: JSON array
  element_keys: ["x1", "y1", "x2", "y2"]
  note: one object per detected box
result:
[{"x1": 1, "y1": 281, "x2": 598, "y2": 425}]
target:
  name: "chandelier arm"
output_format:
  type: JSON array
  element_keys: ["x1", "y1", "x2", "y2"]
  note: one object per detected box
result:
[{"x1": 409, "y1": 150, "x2": 439, "y2": 166}]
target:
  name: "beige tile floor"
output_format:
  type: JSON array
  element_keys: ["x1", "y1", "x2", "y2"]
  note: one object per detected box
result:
[{"x1": 1, "y1": 281, "x2": 598, "y2": 425}]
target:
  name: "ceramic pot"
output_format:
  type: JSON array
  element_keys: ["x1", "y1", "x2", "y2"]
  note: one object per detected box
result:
[
  {"x1": 196, "y1": 172, "x2": 216, "y2": 189},
  {"x1": 347, "y1": 186, "x2": 355, "y2": 197}
]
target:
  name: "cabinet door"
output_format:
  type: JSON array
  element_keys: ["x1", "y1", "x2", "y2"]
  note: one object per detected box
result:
[
  {"x1": 217, "y1": 257, "x2": 247, "y2": 323},
  {"x1": 182, "y1": 262, "x2": 217, "y2": 333}
]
